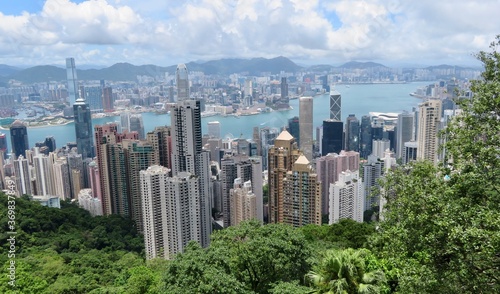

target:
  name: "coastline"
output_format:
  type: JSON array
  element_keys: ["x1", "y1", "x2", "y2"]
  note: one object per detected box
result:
[{"x1": 0, "y1": 119, "x2": 74, "y2": 130}]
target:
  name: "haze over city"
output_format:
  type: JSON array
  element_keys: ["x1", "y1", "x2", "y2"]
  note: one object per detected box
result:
[{"x1": 0, "y1": 0, "x2": 499, "y2": 67}]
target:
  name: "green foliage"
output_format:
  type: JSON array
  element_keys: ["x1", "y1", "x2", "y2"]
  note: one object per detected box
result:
[
  {"x1": 372, "y1": 37, "x2": 500, "y2": 293},
  {"x1": 301, "y1": 219, "x2": 376, "y2": 251},
  {"x1": 162, "y1": 242, "x2": 252, "y2": 294},
  {"x1": 162, "y1": 221, "x2": 312, "y2": 294},
  {"x1": 269, "y1": 281, "x2": 313, "y2": 294},
  {"x1": 306, "y1": 248, "x2": 387, "y2": 294},
  {"x1": 0, "y1": 193, "x2": 145, "y2": 293},
  {"x1": 210, "y1": 220, "x2": 311, "y2": 293}
]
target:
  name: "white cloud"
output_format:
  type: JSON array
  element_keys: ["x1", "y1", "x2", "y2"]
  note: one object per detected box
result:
[{"x1": 0, "y1": 0, "x2": 498, "y2": 66}]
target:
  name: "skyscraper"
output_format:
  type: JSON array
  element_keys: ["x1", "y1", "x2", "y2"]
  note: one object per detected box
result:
[
  {"x1": 141, "y1": 166, "x2": 201, "y2": 260},
  {"x1": 10, "y1": 120, "x2": 29, "y2": 159},
  {"x1": 282, "y1": 155, "x2": 322, "y2": 226},
  {"x1": 268, "y1": 130, "x2": 301, "y2": 223},
  {"x1": 396, "y1": 111, "x2": 414, "y2": 159},
  {"x1": 33, "y1": 153, "x2": 57, "y2": 196},
  {"x1": 0, "y1": 133, "x2": 7, "y2": 159},
  {"x1": 321, "y1": 119, "x2": 343, "y2": 156},
  {"x1": 287, "y1": 116, "x2": 300, "y2": 145},
  {"x1": 171, "y1": 98, "x2": 212, "y2": 247},
  {"x1": 299, "y1": 96, "x2": 313, "y2": 161},
  {"x1": 176, "y1": 64, "x2": 189, "y2": 101},
  {"x1": 94, "y1": 123, "x2": 138, "y2": 215},
  {"x1": 124, "y1": 140, "x2": 156, "y2": 233},
  {"x1": 83, "y1": 86, "x2": 103, "y2": 112},
  {"x1": 330, "y1": 170, "x2": 364, "y2": 223},
  {"x1": 359, "y1": 115, "x2": 372, "y2": 158},
  {"x1": 74, "y1": 97, "x2": 95, "y2": 159},
  {"x1": 220, "y1": 154, "x2": 263, "y2": 227},
  {"x1": 417, "y1": 99, "x2": 442, "y2": 163},
  {"x1": 229, "y1": 179, "x2": 257, "y2": 226},
  {"x1": 13, "y1": 155, "x2": 32, "y2": 196},
  {"x1": 66, "y1": 57, "x2": 79, "y2": 106},
  {"x1": 120, "y1": 112, "x2": 131, "y2": 133},
  {"x1": 281, "y1": 77, "x2": 289, "y2": 102},
  {"x1": 330, "y1": 89, "x2": 341, "y2": 121},
  {"x1": 207, "y1": 121, "x2": 221, "y2": 138},
  {"x1": 102, "y1": 87, "x2": 114, "y2": 112},
  {"x1": 345, "y1": 114, "x2": 360, "y2": 151},
  {"x1": 129, "y1": 114, "x2": 145, "y2": 139},
  {"x1": 146, "y1": 126, "x2": 172, "y2": 171}
]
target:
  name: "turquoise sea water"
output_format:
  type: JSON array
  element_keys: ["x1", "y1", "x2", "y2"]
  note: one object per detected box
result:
[{"x1": 4, "y1": 82, "x2": 430, "y2": 152}]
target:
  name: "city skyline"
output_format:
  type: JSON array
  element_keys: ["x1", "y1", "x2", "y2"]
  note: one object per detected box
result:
[{"x1": 0, "y1": 1, "x2": 498, "y2": 67}]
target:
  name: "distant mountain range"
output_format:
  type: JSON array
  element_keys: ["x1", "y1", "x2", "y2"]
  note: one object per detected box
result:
[{"x1": 0, "y1": 57, "x2": 479, "y2": 84}]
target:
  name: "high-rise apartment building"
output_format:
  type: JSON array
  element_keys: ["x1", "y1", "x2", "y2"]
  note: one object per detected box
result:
[
  {"x1": 171, "y1": 97, "x2": 212, "y2": 247},
  {"x1": 229, "y1": 179, "x2": 257, "y2": 226},
  {"x1": 330, "y1": 89, "x2": 341, "y2": 121},
  {"x1": 53, "y1": 157, "x2": 72, "y2": 200},
  {"x1": 66, "y1": 57, "x2": 79, "y2": 105},
  {"x1": 299, "y1": 96, "x2": 313, "y2": 161},
  {"x1": 396, "y1": 111, "x2": 414, "y2": 159},
  {"x1": 73, "y1": 97, "x2": 95, "y2": 159},
  {"x1": 146, "y1": 126, "x2": 172, "y2": 171},
  {"x1": 283, "y1": 155, "x2": 322, "y2": 226},
  {"x1": 316, "y1": 151, "x2": 360, "y2": 215},
  {"x1": 13, "y1": 155, "x2": 32, "y2": 196},
  {"x1": 268, "y1": 130, "x2": 301, "y2": 223},
  {"x1": 176, "y1": 64, "x2": 189, "y2": 101},
  {"x1": 403, "y1": 141, "x2": 418, "y2": 164},
  {"x1": 124, "y1": 140, "x2": 156, "y2": 233},
  {"x1": 329, "y1": 170, "x2": 364, "y2": 223},
  {"x1": 94, "y1": 123, "x2": 138, "y2": 215},
  {"x1": 10, "y1": 120, "x2": 29, "y2": 159},
  {"x1": 33, "y1": 153, "x2": 57, "y2": 196},
  {"x1": 78, "y1": 188, "x2": 103, "y2": 216},
  {"x1": 141, "y1": 166, "x2": 201, "y2": 260},
  {"x1": 372, "y1": 139, "x2": 391, "y2": 159},
  {"x1": 220, "y1": 155, "x2": 263, "y2": 227},
  {"x1": 0, "y1": 133, "x2": 7, "y2": 159},
  {"x1": 417, "y1": 99, "x2": 442, "y2": 163}
]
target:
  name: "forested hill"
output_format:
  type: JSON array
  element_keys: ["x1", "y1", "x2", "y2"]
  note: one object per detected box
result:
[{"x1": 0, "y1": 193, "x2": 377, "y2": 293}]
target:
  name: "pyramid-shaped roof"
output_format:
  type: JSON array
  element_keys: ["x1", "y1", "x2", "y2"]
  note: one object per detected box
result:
[
  {"x1": 295, "y1": 155, "x2": 310, "y2": 165},
  {"x1": 276, "y1": 130, "x2": 294, "y2": 141}
]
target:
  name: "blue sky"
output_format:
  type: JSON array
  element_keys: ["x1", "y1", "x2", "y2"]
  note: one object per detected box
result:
[{"x1": 0, "y1": 0, "x2": 498, "y2": 67}]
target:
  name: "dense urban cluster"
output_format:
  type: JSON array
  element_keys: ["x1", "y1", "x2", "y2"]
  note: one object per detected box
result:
[{"x1": 1, "y1": 39, "x2": 499, "y2": 293}]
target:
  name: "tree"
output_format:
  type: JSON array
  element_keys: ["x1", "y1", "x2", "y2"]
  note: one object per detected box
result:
[
  {"x1": 373, "y1": 36, "x2": 500, "y2": 293},
  {"x1": 210, "y1": 220, "x2": 311, "y2": 293},
  {"x1": 162, "y1": 242, "x2": 252, "y2": 294},
  {"x1": 306, "y1": 248, "x2": 387, "y2": 294}
]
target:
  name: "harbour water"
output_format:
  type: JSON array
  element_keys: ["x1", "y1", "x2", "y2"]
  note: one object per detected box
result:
[{"x1": 3, "y1": 82, "x2": 430, "y2": 152}]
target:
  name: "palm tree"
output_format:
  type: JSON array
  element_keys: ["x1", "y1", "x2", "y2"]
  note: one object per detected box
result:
[{"x1": 306, "y1": 248, "x2": 386, "y2": 294}]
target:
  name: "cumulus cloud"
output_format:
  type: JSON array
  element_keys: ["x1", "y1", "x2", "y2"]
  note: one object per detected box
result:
[{"x1": 0, "y1": 0, "x2": 498, "y2": 66}]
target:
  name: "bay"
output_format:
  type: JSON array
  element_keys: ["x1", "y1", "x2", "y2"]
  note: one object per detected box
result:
[{"x1": 3, "y1": 82, "x2": 430, "y2": 153}]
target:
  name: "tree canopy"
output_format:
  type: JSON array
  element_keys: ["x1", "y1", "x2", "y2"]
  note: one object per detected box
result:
[{"x1": 372, "y1": 36, "x2": 500, "y2": 293}]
